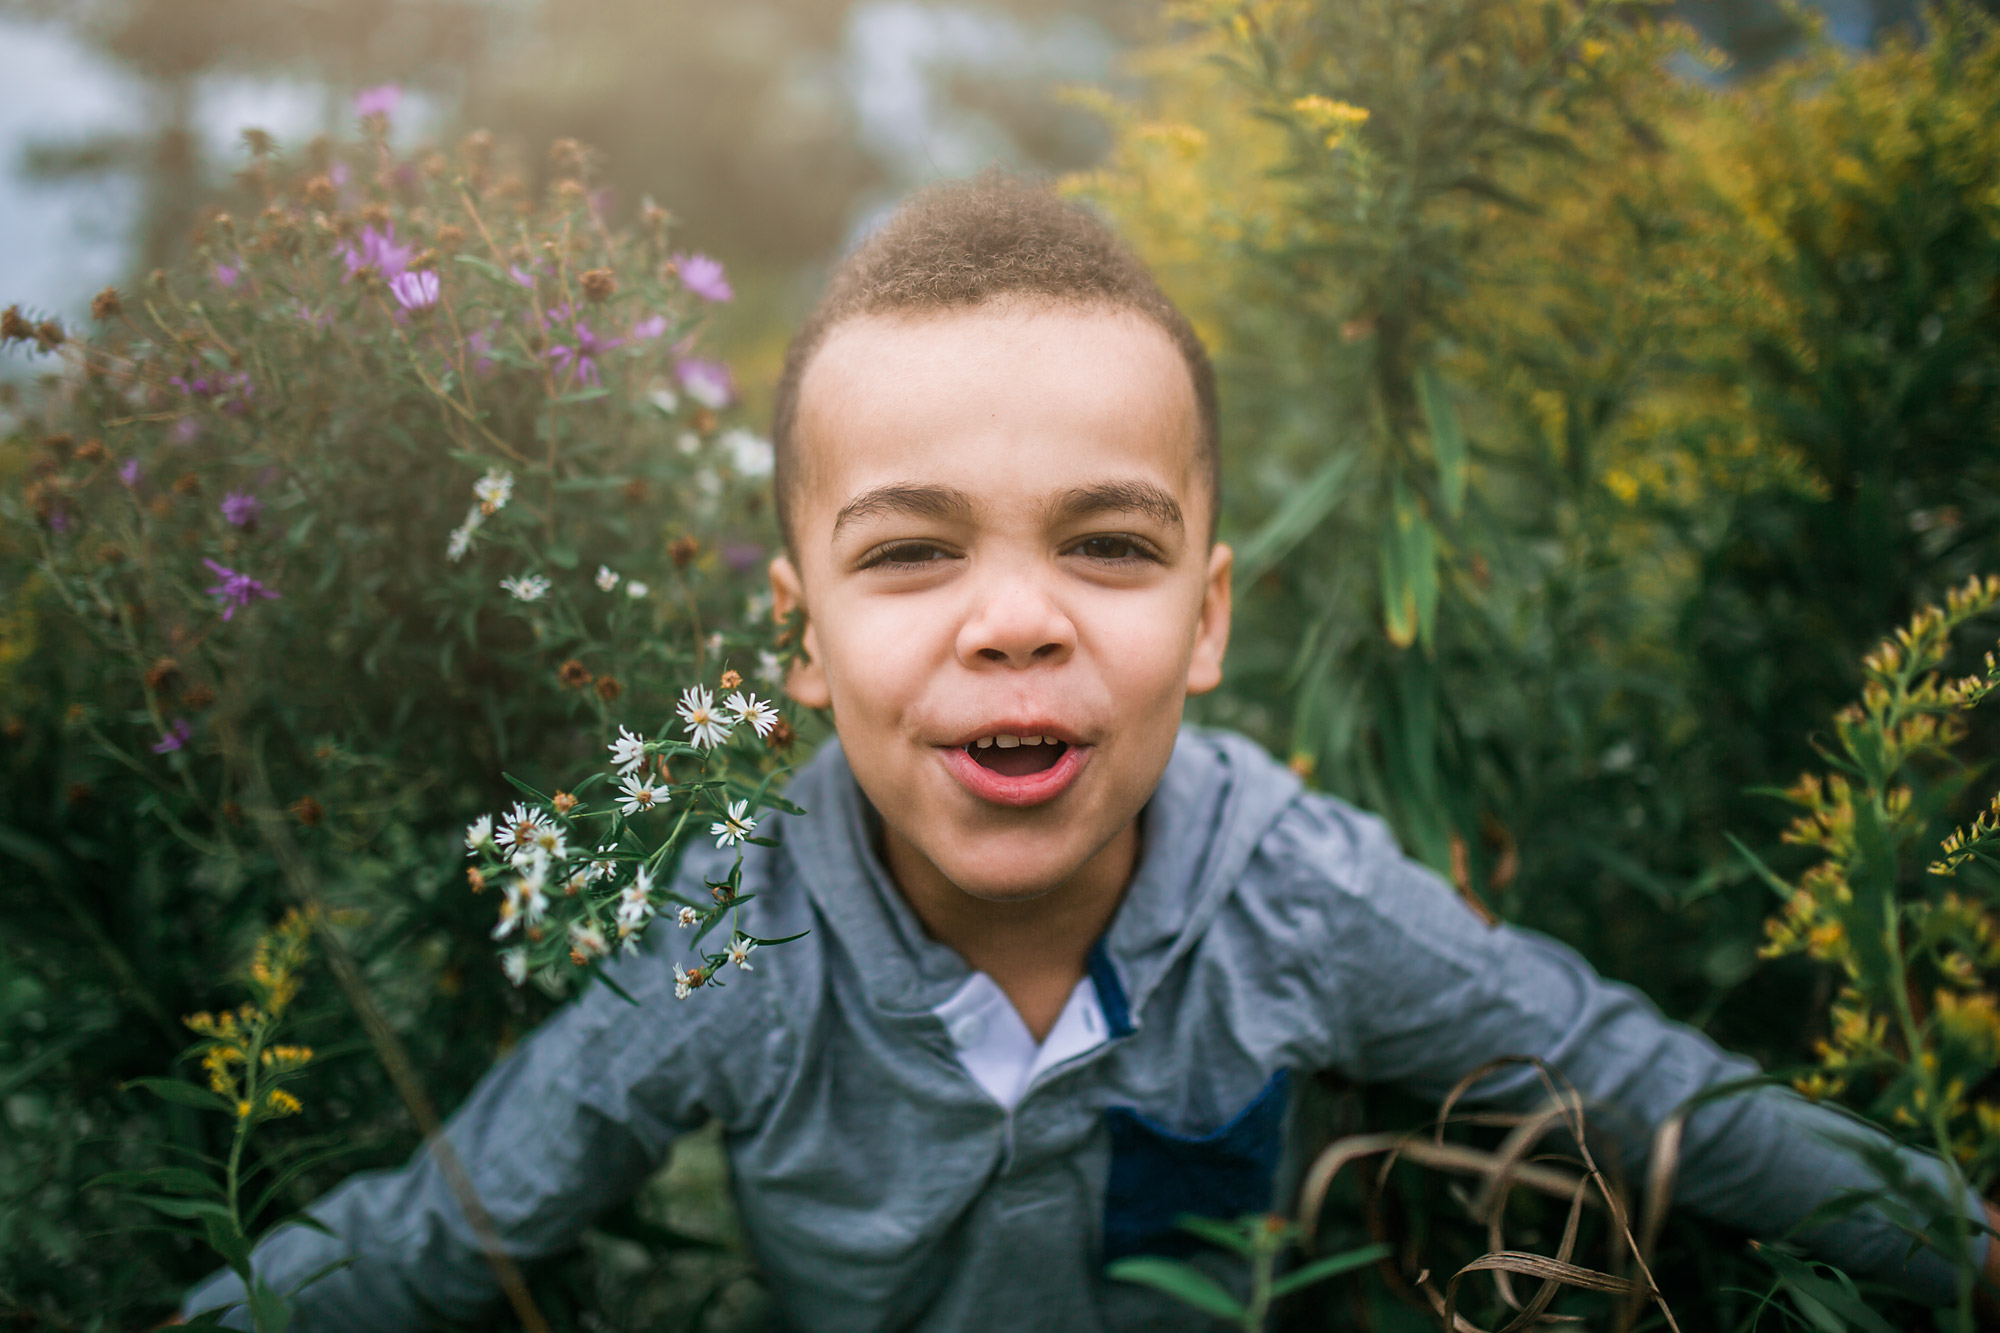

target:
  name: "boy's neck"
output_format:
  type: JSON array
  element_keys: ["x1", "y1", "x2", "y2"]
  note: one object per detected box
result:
[{"x1": 879, "y1": 815, "x2": 1141, "y2": 1043}]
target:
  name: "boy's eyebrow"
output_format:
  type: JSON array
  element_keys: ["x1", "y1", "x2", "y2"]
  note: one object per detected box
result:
[
  {"x1": 1045, "y1": 481, "x2": 1184, "y2": 532},
  {"x1": 831, "y1": 483, "x2": 977, "y2": 538}
]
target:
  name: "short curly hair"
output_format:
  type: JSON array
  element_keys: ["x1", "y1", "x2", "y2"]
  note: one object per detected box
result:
[{"x1": 770, "y1": 171, "x2": 1219, "y2": 550}]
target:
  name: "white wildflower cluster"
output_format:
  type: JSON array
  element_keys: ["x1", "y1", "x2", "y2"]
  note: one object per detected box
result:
[
  {"x1": 447, "y1": 467, "x2": 513, "y2": 563},
  {"x1": 501, "y1": 572, "x2": 550, "y2": 602},
  {"x1": 465, "y1": 674, "x2": 793, "y2": 1000}
]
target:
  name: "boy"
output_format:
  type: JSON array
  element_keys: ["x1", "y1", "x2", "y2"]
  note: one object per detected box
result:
[{"x1": 186, "y1": 176, "x2": 1995, "y2": 1329}]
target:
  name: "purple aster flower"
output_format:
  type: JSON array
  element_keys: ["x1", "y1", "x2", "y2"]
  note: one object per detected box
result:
[
  {"x1": 173, "y1": 417, "x2": 202, "y2": 445},
  {"x1": 354, "y1": 84, "x2": 403, "y2": 119},
  {"x1": 547, "y1": 322, "x2": 623, "y2": 387},
  {"x1": 295, "y1": 301, "x2": 332, "y2": 330},
  {"x1": 220, "y1": 490, "x2": 263, "y2": 527},
  {"x1": 676, "y1": 357, "x2": 734, "y2": 409},
  {"x1": 722, "y1": 542, "x2": 765, "y2": 574},
  {"x1": 467, "y1": 326, "x2": 500, "y2": 378},
  {"x1": 341, "y1": 225, "x2": 412, "y2": 281},
  {"x1": 510, "y1": 265, "x2": 537, "y2": 290},
  {"x1": 152, "y1": 718, "x2": 193, "y2": 754},
  {"x1": 631, "y1": 313, "x2": 668, "y2": 340},
  {"x1": 118, "y1": 458, "x2": 143, "y2": 487},
  {"x1": 47, "y1": 508, "x2": 70, "y2": 534},
  {"x1": 673, "y1": 253, "x2": 733, "y2": 303},
  {"x1": 390, "y1": 269, "x2": 441, "y2": 311},
  {"x1": 203, "y1": 558, "x2": 279, "y2": 621},
  {"x1": 213, "y1": 262, "x2": 240, "y2": 289},
  {"x1": 329, "y1": 161, "x2": 350, "y2": 188}
]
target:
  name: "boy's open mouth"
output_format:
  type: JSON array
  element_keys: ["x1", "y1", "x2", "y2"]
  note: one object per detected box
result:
[{"x1": 964, "y1": 734, "x2": 1070, "y2": 778}]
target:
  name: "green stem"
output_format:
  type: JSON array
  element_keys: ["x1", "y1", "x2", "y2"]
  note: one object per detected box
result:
[
  {"x1": 1243, "y1": 1243, "x2": 1275, "y2": 1333},
  {"x1": 1883, "y1": 889, "x2": 1976, "y2": 1329}
]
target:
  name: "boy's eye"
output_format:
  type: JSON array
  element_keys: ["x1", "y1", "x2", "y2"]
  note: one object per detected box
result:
[
  {"x1": 1071, "y1": 535, "x2": 1156, "y2": 563},
  {"x1": 864, "y1": 541, "x2": 954, "y2": 569}
]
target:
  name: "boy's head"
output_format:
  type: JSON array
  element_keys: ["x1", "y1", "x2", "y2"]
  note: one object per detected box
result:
[{"x1": 767, "y1": 174, "x2": 1233, "y2": 905}]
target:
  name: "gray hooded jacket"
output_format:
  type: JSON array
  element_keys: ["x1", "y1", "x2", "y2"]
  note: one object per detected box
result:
[{"x1": 185, "y1": 728, "x2": 1982, "y2": 1328}]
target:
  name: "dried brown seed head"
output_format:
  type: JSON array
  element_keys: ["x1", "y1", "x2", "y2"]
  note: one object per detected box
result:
[
  {"x1": 558, "y1": 659, "x2": 593, "y2": 689},
  {"x1": 181, "y1": 684, "x2": 215, "y2": 711},
  {"x1": 304, "y1": 174, "x2": 336, "y2": 207},
  {"x1": 173, "y1": 473, "x2": 201, "y2": 496},
  {"x1": 76, "y1": 437, "x2": 106, "y2": 463},
  {"x1": 718, "y1": 670, "x2": 742, "y2": 690},
  {"x1": 290, "y1": 796, "x2": 323, "y2": 827},
  {"x1": 436, "y1": 224, "x2": 465, "y2": 251},
  {"x1": 594, "y1": 675, "x2": 624, "y2": 703},
  {"x1": 91, "y1": 287, "x2": 122, "y2": 320},
  {"x1": 552, "y1": 790, "x2": 579, "y2": 815},
  {"x1": 580, "y1": 268, "x2": 616, "y2": 303},
  {"x1": 669, "y1": 535, "x2": 700, "y2": 568},
  {"x1": 0, "y1": 306, "x2": 31, "y2": 342}
]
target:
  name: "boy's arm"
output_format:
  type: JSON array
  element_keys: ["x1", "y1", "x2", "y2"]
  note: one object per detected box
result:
[
  {"x1": 179, "y1": 930, "x2": 785, "y2": 1331},
  {"x1": 1292, "y1": 798, "x2": 1989, "y2": 1307}
]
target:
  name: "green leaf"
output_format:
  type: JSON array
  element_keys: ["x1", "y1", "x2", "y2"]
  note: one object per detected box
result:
[
  {"x1": 248, "y1": 1278, "x2": 292, "y2": 1333},
  {"x1": 206, "y1": 1211, "x2": 253, "y2": 1276},
  {"x1": 285, "y1": 1256, "x2": 355, "y2": 1299},
  {"x1": 1756, "y1": 1248, "x2": 1898, "y2": 1333},
  {"x1": 123, "y1": 1075, "x2": 233, "y2": 1112},
  {"x1": 1234, "y1": 449, "x2": 1358, "y2": 585},
  {"x1": 1105, "y1": 1257, "x2": 1245, "y2": 1320},
  {"x1": 553, "y1": 387, "x2": 611, "y2": 406},
  {"x1": 1725, "y1": 833, "x2": 1794, "y2": 900},
  {"x1": 86, "y1": 1166, "x2": 224, "y2": 1198},
  {"x1": 1174, "y1": 1213, "x2": 1256, "y2": 1255},
  {"x1": 1268, "y1": 1243, "x2": 1390, "y2": 1298},
  {"x1": 1417, "y1": 367, "x2": 1468, "y2": 518},
  {"x1": 1379, "y1": 480, "x2": 1439, "y2": 650},
  {"x1": 129, "y1": 1193, "x2": 234, "y2": 1222}
]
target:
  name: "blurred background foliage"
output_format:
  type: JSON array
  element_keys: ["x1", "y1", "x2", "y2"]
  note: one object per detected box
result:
[{"x1": 6, "y1": 0, "x2": 2000, "y2": 1328}]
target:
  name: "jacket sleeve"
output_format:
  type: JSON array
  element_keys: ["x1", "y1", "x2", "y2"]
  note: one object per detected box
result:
[
  {"x1": 180, "y1": 874, "x2": 790, "y2": 1331},
  {"x1": 1284, "y1": 794, "x2": 1987, "y2": 1309}
]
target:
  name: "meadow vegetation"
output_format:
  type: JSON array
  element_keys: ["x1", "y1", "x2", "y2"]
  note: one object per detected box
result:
[{"x1": 5, "y1": 0, "x2": 2000, "y2": 1327}]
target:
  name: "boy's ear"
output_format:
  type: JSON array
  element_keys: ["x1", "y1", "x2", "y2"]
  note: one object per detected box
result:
[
  {"x1": 767, "y1": 555, "x2": 831, "y2": 709},
  {"x1": 1185, "y1": 541, "x2": 1233, "y2": 697}
]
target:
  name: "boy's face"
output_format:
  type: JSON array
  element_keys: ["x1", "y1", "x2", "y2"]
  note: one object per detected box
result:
[{"x1": 769, "y1": 301, "x2": 1231, "y2": 902}]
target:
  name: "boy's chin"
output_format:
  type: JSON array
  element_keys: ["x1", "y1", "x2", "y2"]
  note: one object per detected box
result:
[{"x1": 933, "y1": 845, "x2": 1098, "y2": 904}]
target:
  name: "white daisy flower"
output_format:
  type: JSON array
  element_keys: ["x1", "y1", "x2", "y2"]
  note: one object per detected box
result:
[
  {"x1": 501, "y1": 947, "x2": 530, "y2": 986},
  {"x1": 725, "y1": 691, "x2": 778, "y2": 739},
  {"x1": 617, "y1": 885, "x2": 655, "y2": 930},
  {"x1": 595, "y1": 564, "x2": 620, "y2": 592},
  {"x1": 757, "y1": 650, "x2": 784, "y2": 685},
  {"x1": 473, "y1": 467, "x2": 514, "y2": 514},
  {"x1": 726, "y1": 937, "x2": 756, "y2": 971},
  {"x1": 673, "y1": 962, "x2": 697, "y2": 1000},
  {"x1": 464, "y1": 814, "x2": 494, "y2": 856},
  {"x1": 608, "y1": 725, "x2": 647, "y2": 776},
  {"x1": 588, "y1": 843, "x2": 620, "y2": 882},
  {"x1": 564, "y1": 868, "x2": 591, "y2": 897},
  {"x1": 676, "y1": 905, "x2": 700, "y2": 928},
  {"x1": 677, "y1": 685, "x2": 732, "y2": 749},
  {"x1": 710, "y1": 799, "x2": 757, "y2": 848},
  {"x1": 501, "y1": 572, "x2": 549, "y2": 602},
  {"x1": 568, "y1": 920, "x2": 609, "y2": 960},
  {"x1": 497, "y1": 802, "x2": 545, "y2": 854},
  {"x1": 626, "y1": 580, "x2": 650, "y2": 599},
  {"x1": 492, "y1": 864, "x2": 549, "y2": 940},
  {"x1": 617, "y1": 774, "x2": 664, "y2": 816},
  {"x1": 446, "y1": 506, "x2": 482, "y2": 562},
  {"x1": 528, "y1": 823, "x2": 568, "y2": 861}
]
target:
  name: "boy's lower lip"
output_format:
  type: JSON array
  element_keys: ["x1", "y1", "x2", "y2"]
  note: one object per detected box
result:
[{"x1": 939, "y1": 743, "x2": 1091, "y2": 807}]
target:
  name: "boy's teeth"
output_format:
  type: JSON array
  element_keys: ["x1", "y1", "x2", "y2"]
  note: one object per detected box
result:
[
  {"x1": 994, "y1": 735, "x2": 1021, "y2": 749},
  {"x1": 975, "y1": 737, "x2": 994, "y2": 749}
]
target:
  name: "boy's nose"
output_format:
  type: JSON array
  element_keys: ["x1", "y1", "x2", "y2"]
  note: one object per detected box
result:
[{"x1": 955, "y1": 574, "x2": 1075, "y2": 669}]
